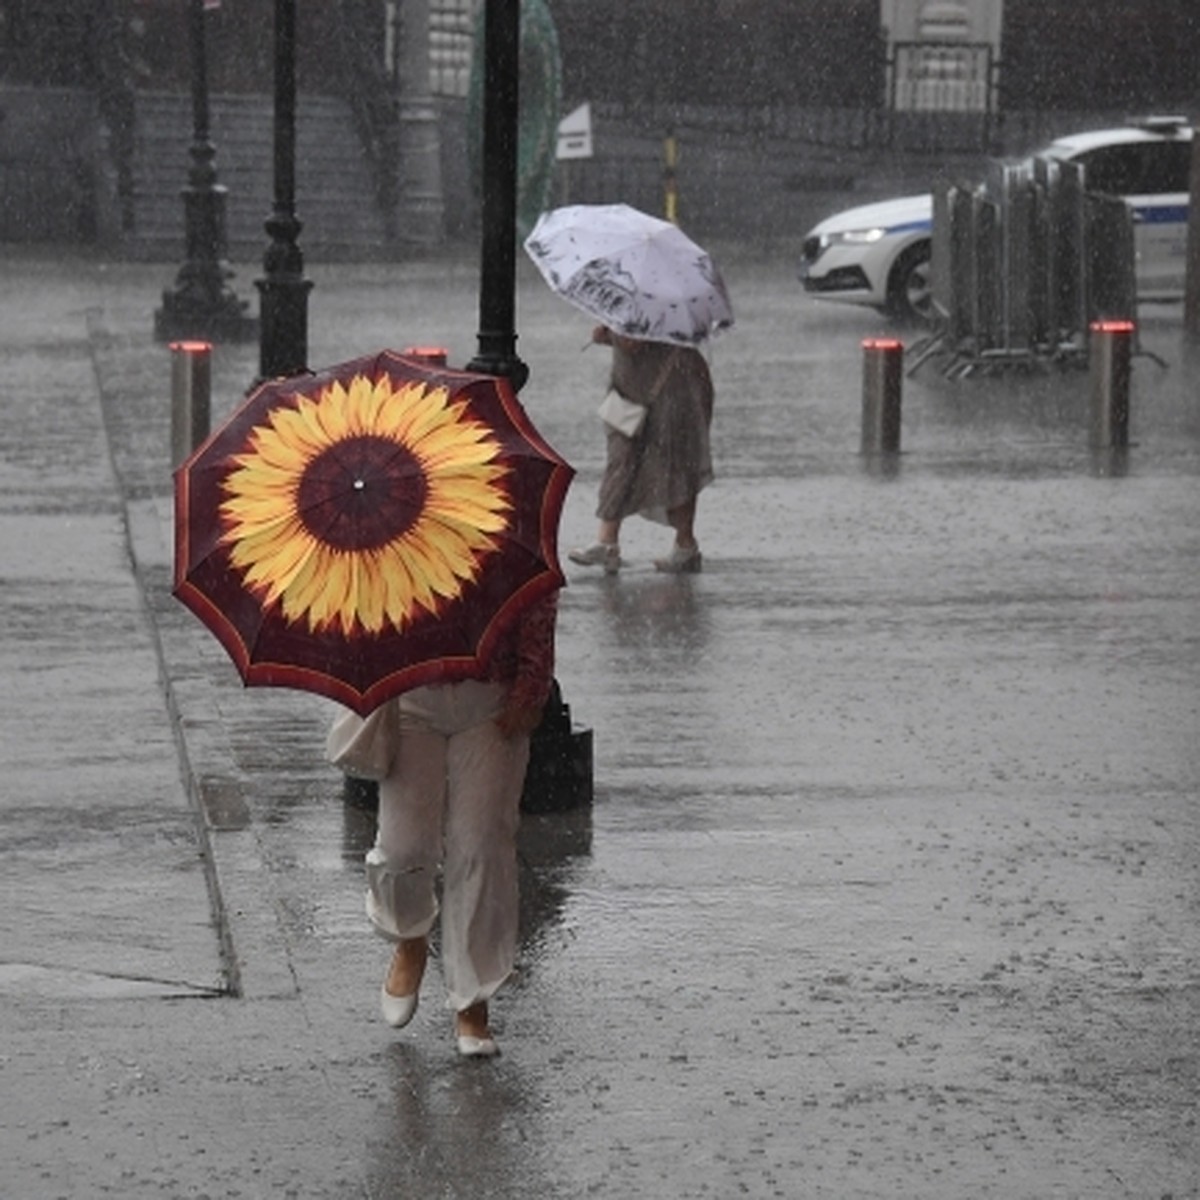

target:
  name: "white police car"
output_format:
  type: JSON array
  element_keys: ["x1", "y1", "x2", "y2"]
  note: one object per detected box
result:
[{"x1": 797, "y1": 117, "x2": 1193, "y2": 323}]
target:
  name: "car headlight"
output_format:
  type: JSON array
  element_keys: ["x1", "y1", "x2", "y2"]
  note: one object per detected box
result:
[{"x1": 821, "y1": 227, "x2": 887, "y2": 248}]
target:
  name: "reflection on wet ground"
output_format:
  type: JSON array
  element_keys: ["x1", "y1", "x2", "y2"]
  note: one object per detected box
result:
[{"x1": 65, "y1": 248, "x2": 1200, "y2": 1194}]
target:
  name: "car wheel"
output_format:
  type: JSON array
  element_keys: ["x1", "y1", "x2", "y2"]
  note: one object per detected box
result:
[{"x1": 885, "y1": 242, "x2": 933, "y2": 324}]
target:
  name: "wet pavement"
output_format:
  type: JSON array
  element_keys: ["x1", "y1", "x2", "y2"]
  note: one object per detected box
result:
[{"x1": 1, "y1": 241, "x2": 1198, "y2": 1198}]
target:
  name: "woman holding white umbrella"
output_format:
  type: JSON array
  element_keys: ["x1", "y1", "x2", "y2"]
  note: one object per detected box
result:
[
  {"x1": 523, "y1": 203, "x2": 732, "y2": 574},
  {"x1": 570, "y1": 324, "x2": 714, "y2": 574}
]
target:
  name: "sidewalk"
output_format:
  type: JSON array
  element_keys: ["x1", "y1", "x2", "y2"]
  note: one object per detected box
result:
[{"x1": 1, "y1": 246, "x2": 1197, "y2": 1199}]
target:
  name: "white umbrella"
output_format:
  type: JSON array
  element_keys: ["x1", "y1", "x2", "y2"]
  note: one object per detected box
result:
[{"x1": 523, "y1": 203, "x2": 734, "y2": 345}]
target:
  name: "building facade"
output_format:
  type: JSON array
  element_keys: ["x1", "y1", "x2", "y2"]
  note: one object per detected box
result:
[{"x1": 0, "y1": 0, "x2": 1196, "y2": 248}]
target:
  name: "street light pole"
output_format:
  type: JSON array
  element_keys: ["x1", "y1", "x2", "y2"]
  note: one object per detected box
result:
[
  {"x1": 467, "y1": 0, "x2": 589, "y2": 814},
  {"x1": 155, "y1": 0, "x2": 257, "y2": 342},
  {"x1": 256, "y1": 0, "x2": 312, "y2": 380},
  {"x1": 465, "y1": 0, "x2": 527, "y2": 391}
]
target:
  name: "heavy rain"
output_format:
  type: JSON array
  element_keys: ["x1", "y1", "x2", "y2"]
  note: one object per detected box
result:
[{"x1": 1, "y1": 1, "x2": 1198, "y2": 1196}]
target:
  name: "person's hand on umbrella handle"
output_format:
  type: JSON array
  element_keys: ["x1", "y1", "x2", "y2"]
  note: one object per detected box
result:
[
  {"x1": 494, "y1": 699, "x2": 545, "y2": 740},
  {"x1": 591, "y1": 324, "x2": 614, "y2": 346}
]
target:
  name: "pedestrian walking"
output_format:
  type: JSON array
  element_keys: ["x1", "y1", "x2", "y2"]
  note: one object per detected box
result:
[
  {"x1": 522, "y1": 204, "x2": 729, "y2": 576},
  {"x1": 172, "y1": 349, "x2": 571, "y2": 1061},
  {"x1": 331, "y1": 594, "x2": 559, "y2": 1058},
  {"x1": 569, "y1": 325, "x2": 715, "y2": 574}
]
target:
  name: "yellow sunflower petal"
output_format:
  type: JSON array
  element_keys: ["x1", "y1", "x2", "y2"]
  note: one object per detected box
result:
[
  {"x1": 403, "y1": 537, "x2": 465, "y2": 601},
  {"x1": 391, "y1": 543, "x2": 442, "y2": 615},
  {"x1": 220, "y1": 371, "x2": 515, "y2": 635},
  {"x1": 378, "y1": 550, "x2": 420, "y2": 628},
  {"x1": 415, "y1": 519, "x2": 482, "y2": 581}
]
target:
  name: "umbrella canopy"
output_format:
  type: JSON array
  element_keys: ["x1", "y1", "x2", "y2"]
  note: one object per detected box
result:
[
  {"x1": 523, "y1": 202, "x2": 734, "y2": 345},
  {"x1": 174, "y1": 350, "x2": 573, "y2": 715}
]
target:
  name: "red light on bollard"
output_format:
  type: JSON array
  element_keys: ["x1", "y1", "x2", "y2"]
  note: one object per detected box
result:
[
  {"x1": 403, "y1": 345, "x2": 450, "y2": 367},
  {"x1": 169, "y1": 340, "x2": 213, "y2": 467},
  {"x1": 861, "y1": 337, "x2": 904, "y2": 456}
]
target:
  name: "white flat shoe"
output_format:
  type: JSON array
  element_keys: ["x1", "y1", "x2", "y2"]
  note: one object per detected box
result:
[
  {"x1": 456, "y1": 1033, "x2": 499, "y2": 1058},
  {"x1": 455, "y1": 1001, "x2": 498, "y2": 1057},
  {"x1": 654, "y1": 543, "x2": 702, "y2": 573},
  {"x1": 568, "y1": 541, "x2": 621, "y2": 574},
  {"x1": 380, "y1": 937, "x2": 426, "y2": 1028},
  {"x1": 380, "y1": 985, "x2": 418, "y2": 1029}
]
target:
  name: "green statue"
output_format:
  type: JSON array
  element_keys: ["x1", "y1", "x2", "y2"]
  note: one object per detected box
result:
[{"x1": 467, "y1": 0, "x2": 563, "y2": 240}]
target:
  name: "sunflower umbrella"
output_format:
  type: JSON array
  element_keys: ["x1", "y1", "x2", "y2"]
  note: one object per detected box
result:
[{"x1": 174, "y1": 350, "x2": 573, "y2": 715}]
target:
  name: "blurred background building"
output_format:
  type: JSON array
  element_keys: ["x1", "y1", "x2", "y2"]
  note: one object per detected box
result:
[{"x1": 0, "y1": 0, "x2": 1196, "y2": 252}]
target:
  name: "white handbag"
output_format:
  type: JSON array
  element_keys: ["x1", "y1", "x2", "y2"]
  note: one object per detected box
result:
[
  {"x1": 597, "y1": 388, "x2": 647, "y2": 437},
  {"x1": 596, "y1": 349, "x2": 681, "y2": 438},
  {"x1": 325, "y1": 702, "x2": 400, "y2": 781}
]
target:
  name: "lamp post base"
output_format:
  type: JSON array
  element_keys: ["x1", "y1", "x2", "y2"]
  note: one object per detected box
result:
[
  {"x1": 255, "y1": 272, "x2": 313, "y2": 382},
  {"x1": 155, "y1": 288, "x2": 259, "y2": 344},
  {"x1": 155, "y1": 186, "x2": 258, "y2": 343}
]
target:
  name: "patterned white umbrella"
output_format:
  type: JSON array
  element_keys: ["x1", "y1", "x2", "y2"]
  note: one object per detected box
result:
[{"x1": 523, "y1": 203, "x2": 734, "y2": 345}]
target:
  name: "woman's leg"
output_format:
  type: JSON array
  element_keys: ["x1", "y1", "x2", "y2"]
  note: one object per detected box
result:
[
  {"x1": 665, "y1": 497, "x2": 698, "y2": 549},
  {"x1": 655, "y1": 496, "x2": 702, "y2": 572},
  {"x1": 571, "y1": 428, "x2": 636, "y2": 571},
  {"x1": 438, "y1": 705, "x2": 530, "y2": 1013},
  {"x1": 597, "y1": 517, "x2": 621, "y2": 544},
  {"x1": 366, "y1": 721, "x2": 447, "y2": 944}
]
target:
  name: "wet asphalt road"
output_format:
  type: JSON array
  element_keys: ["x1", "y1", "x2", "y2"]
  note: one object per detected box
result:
[{"x1": 1, "y1": 241, "x2": 1198, "y2": 1198}]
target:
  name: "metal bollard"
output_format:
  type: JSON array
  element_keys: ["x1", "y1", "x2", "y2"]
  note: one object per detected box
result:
[
  {"x1": 170, "y1": 340, "x2": 212, "y2": 467},
  {"x1": 1088, "y1": 319, "x2": 1134, "y2": 448},
  {"x1": 520, "y1": 681, "x2": 594, "y2": 813},
  {"x1": 403, "y1": 345, "x2": 449, "y2": 367},
  {"x1": 860, "y1": 338, "x2": 904, "y2": 456}
]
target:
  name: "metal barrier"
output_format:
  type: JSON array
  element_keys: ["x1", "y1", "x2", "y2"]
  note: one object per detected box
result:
[{"x1": 911, "y1": 154, "x2": 1140, "y2": 377}]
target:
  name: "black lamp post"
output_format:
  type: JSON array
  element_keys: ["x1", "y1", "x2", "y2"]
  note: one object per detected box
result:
[
  {"x1": 256, "y1": 0, "x2": 312, "y2": 381},
  {"x1": 470, "y1": 0, "x2": 592, "y2": 813},
  {"x1": 465, "y1": 0, "x2": 528, "y2": 391},
  {"x1": 342, "y1": 0, "x2": 590, "y2": 815},
  {"x1": 155, "y1": 0, "x2": 257, "y2": 343}
]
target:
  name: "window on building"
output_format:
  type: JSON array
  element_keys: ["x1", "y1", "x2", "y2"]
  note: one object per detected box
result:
[{"x1": 430, "y1": 0, "x2": 477, "y2": 97}]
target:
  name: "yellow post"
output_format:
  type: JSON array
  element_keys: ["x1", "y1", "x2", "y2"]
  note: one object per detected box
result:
[{"x1": 663, "y1": 128, "x2": 678, "y2": 224}]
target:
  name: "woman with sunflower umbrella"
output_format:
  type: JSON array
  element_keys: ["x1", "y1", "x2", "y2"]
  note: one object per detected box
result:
[
  {"x1": 175, "y1": 352, "x2": 573, "y2": 1056},
  {"x1": 369, "y1": 591, "x2": 558, "y2": 1058}
]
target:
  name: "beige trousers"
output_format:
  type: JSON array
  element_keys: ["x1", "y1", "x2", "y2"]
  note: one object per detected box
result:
[{"x1": 365, "y1": 680, "x2": 529, "y2": 1012}]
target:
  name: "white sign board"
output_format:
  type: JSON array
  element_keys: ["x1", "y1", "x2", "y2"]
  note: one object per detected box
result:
[{"x1": 556, "y1": 103, "x2": 593, "y2": 160}]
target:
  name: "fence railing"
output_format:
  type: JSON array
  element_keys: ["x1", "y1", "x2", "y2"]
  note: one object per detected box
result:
[{"x1": 912, "y1": 155, "x2": 1139, "y2": 377}]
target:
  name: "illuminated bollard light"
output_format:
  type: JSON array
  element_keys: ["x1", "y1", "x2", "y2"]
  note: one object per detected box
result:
[
  {"x1": 403, "y1": 345, "x2": 450, "y2": 367},
  {"x1": 170, "y1": 340, "x2": 212, "y2": 467},
  {"x1": 1089, "y1": 319, "x2": 1134, "y2": 449},
  {"x1": 861, "y1": 337, "x2": 904, "y2": 456}
]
